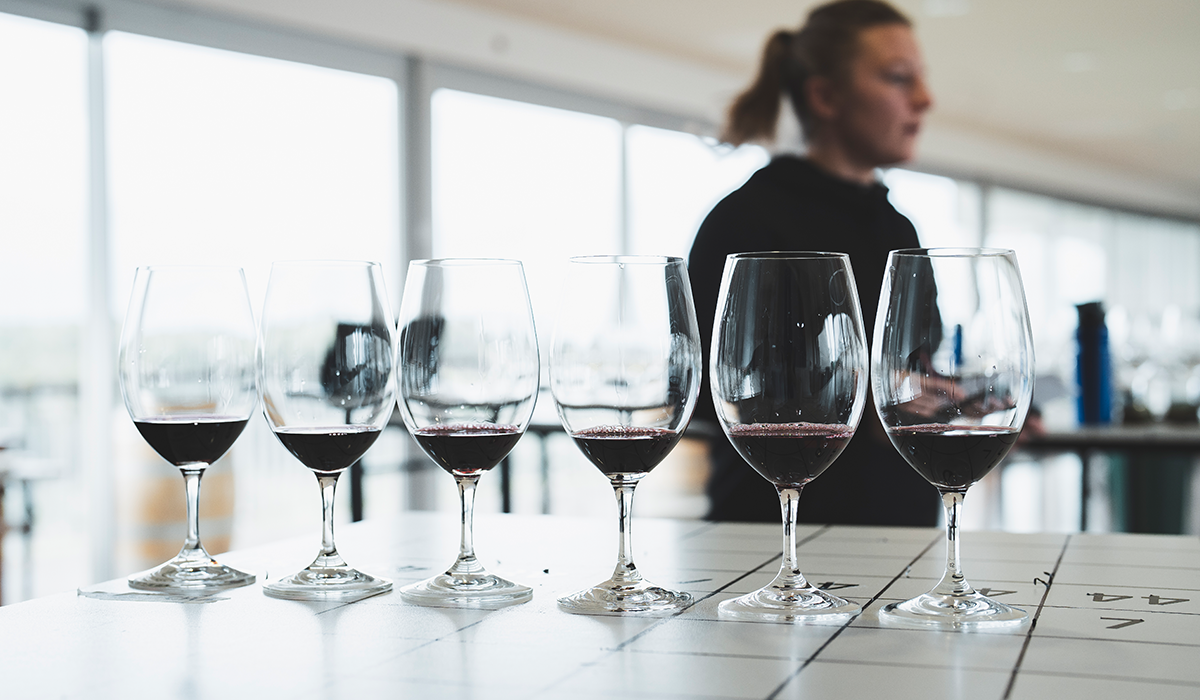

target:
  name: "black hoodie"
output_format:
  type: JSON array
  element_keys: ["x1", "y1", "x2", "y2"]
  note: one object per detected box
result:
[{"x1": 688, "y1": 155, "x2": 938, "y2": 525}]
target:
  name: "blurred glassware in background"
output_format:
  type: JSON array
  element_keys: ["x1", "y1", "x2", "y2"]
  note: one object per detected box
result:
[{"x1": 1111, "y1": 306, "x2": 1200, "y2": 425}]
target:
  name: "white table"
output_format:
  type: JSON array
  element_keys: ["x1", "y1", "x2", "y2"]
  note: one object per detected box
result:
[{"x1": 2, "y1": 512, "x2": 1198, "y2": 699}]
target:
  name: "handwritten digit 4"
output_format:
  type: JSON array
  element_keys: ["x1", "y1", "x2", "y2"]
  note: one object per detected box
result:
[{"x1": 1144, "y1": 595, "x2": 1189, "y2": 606}]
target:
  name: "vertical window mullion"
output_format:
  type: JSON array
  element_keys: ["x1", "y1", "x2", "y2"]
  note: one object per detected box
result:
[
  {"x1": 404, "y1": 55, "x2": 433, "y2": 273},
  {"x1": 83, "y1": 8, "x2": 115, "y2": 584},
  {"x1": 619, "y1": 121, "x2": 630, "y2": 255}
]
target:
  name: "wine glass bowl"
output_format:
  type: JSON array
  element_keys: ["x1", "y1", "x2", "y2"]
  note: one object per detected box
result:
[
  {"x1": 872, "y1": 248, "x2": 1033, "y2": 627},
  {"x1": 397, "y1": 259, "x2": 539, "y2": 609},
  {"x1": 550, "y1": 255, "x2": 701, "y2": 615},
  {"x1": 710, "y1": 252, "x2": 868, "y2": 621},
  {"x1": 118, "y1": 265, "x2": 258, "y2": 592},
  {"x1": 258, "y1": 261, "x2": 396, "y2": 601}
]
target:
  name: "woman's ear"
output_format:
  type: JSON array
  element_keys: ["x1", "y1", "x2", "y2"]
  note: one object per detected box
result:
[{"x1": 805, "y1": 75, "x2": 840, "y2": 123}]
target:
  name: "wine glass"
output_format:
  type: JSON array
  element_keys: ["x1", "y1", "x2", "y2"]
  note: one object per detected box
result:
[
  {"x1": 258, "y1": 261, "x2": 396, "y2": 601},
  {"x1": 397, "y1": 259, "x2": 539, "y2": 608},
  {"x1": 550, "y1": 255, "x2": 701, "y2": 614},
  {"x1": 872, "y1": 248, "x2": 1033, "y2": 627},
  {"x1": 118, "y1": 266, "x2": 257, "y2": 592},
  {"x1": 710, "y1": 253, "x2": 867, "y2": 621}
]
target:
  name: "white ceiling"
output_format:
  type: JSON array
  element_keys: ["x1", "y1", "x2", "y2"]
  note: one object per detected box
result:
[
  {"x1": 124, "y1": 0, "x2": 1198, "y2": 215},
  {"x1": 452, "y1": 0, "x2": 1200, "y2": 204}
]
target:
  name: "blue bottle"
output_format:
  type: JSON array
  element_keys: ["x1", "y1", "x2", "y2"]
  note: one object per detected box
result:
[{"x1": 1076, "y1": 302, "x2": 1112, "y2": 425}]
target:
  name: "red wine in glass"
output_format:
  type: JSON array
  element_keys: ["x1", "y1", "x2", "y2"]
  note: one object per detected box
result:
[
  {"x1": 398, "y1": 259, "x2": 539, "y2": 609},
  {"x1": 133, "y1": 416, "x2": 249, "y2": 467},
  {"x1": 885, "y1": 424, "x2": 1019, "y2": 492},
  {"x1": 119, "y1": 265, "x2": 258, "y2": 592},
  {"x1": 550, "y1": 255, "x2": 702, "y2": 615},
  {"x1": 259, "y1": 260, "x2": 397, "y2": 602},
  {"x1": 710, "y1": 253, "x2": 868, "y2": 622},
  {"x1": 571, "y1": 426, "x2": 682, "y2": 477},
  {"x1": 726, "y1": 422, "x2": 854, "y2": 488},
  {"x1": 872, "y1": 248, "x2": 1033, "y2": 627},
  {"x1": 413, "y1": 424, "x2": 524, "y2": 476},
  {"x1": 273, "y1": 426, "x2": 382, "y2": 474}
]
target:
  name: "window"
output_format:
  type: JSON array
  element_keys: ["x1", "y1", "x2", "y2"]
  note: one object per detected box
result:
[
  {"x1": 0, "y1": 9, "x2": 406, "y2": 600},
  {"x1": 431, "y1": 88, "x2": 622, "y2": 326},
  {"x1": 105, "y1": 31, "x2": 402, "y2": 312},
  {"x1": 884, "y1": 168, "x2": 981, "y2": 248},
  {"x1": 104, "y1": 31, "x2": 403, "y2": 569},
  {"x1": 626, "y1": 124, "x2": 768, "y2": 257},
  {"x1": 430, "y1": 88, "x2": 766, "y2": 518},
  {"x1": 979, "y1": 188, "x2": 1200, "y2": 426},
  {"x1": 0, "y1": 11, "x2": 89, "y2": 602}
]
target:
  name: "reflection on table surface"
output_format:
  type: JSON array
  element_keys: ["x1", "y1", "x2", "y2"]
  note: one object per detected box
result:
[{"x1": 2, "y1": 512, "x2": 1198, "y2": 699}]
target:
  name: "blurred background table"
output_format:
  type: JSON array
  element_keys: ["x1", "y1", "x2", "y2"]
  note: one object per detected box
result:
[
  {"x1": 1025, "y1": 425, "x2": 1200, "y2": 533},
  {"x1": 1028, "y1": 425, "x2": 1200, "y2": 452},
  {"x1": 1, "y1": 512, "x2": 1197, "y2": 699}
]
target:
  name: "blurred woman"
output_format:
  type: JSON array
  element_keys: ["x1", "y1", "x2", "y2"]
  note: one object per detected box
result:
[{"x1": 690, "y1": 0, "x2": 938, "y2": 524}]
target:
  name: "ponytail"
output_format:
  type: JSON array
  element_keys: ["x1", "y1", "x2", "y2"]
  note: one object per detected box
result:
[
  {"x1": 721, "y1": 30, "x2": 793, "y2": 146},
  {"x1": 721, "y1": 0, "x2": 911, "y2": 146}
]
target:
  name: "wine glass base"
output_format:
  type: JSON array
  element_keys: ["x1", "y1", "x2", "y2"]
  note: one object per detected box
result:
[
  {"x1": 718, "y1": 585, "x2": 860, "y2": 623},
  {"x1": 400, "y1": 573, "x2": 532, "y2": 609},
  {"x1": 879, "y1": 591, "x2": 1028, "y2": 629},
  {"x1": 263, "y1": 566, "x2": 391, "y2": 602},
  {"x1": 558, "y1": 578, "x2": 692, "y2": 615},
  {"x1": 128, "y1": 557, "x2": 255, "y2": 593}
]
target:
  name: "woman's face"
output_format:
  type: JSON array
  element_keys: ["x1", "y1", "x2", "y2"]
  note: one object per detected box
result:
[{"x1": 825, "y1": 24, "x2": 933, "y2": 168}]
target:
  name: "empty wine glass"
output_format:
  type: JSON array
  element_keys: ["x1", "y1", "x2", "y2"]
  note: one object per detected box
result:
[
  {"x1": 711, "y1": 253, "x2": 867, "y2": 621},
  {"x1": 397, "y1": 259, "x2": 539, "y2": 608},
  {"x1": 873, "y1": 248, "x2": 1033, "y2": 627},
  {"x1": 550, "y1": 255, "x2": 701, "y2": 614},
  {"x1": 259, "y1": 261, "x2": 396, "y2": 601},
  {"x1": 118, "y1": 266, "x2": 257, "y2": 592}
]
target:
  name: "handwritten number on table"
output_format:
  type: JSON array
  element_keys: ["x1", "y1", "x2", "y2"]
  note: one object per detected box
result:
[
  {"x1": 1144, "y1": 595, "x2": 1189, "y2": 606},
  {"x1": 1088, "y1": 592, "x2": 1190, "y2": 606},
  {"x1": 976, "y1": 588, "x2": 1016, "y2": 597},
  {"x1": 816, "y1": 582, "x2": 859, "y2": 591}
]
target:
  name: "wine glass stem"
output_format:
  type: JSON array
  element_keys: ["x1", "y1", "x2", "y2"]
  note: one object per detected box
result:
[
  {"x1": 776, "y1": 486, "x2": 808, "y2": 589},
  {"x1": 314, "y1": 473, "x2": 346, "y2": 568},
  {"x1": 450, "y1": 475, "x2": 484, "y2": 576},
  {"x1": 936, "y1": 490, "x2": 971, "y2": 596},
  {"x1": 611, "y1": 479, "x2": 641, "y2": 583},
  {"x1": 179, "y1": 468, "x2": 207, "y2": 559}
]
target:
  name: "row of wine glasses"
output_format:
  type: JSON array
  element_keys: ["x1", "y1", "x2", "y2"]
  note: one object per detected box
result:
[
  {"x1": 710, "y1": 250, "x2": 1033, "y2": 627},
  {"x1": 120, "y1": 262, "x2": 398, "y2": 600},
  {"x1": 119, "y1": 248, "x2": 1033, "y2": 628},
  {"x1": 118, "y1": 256, "x2": 702, "y2": 612}
]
